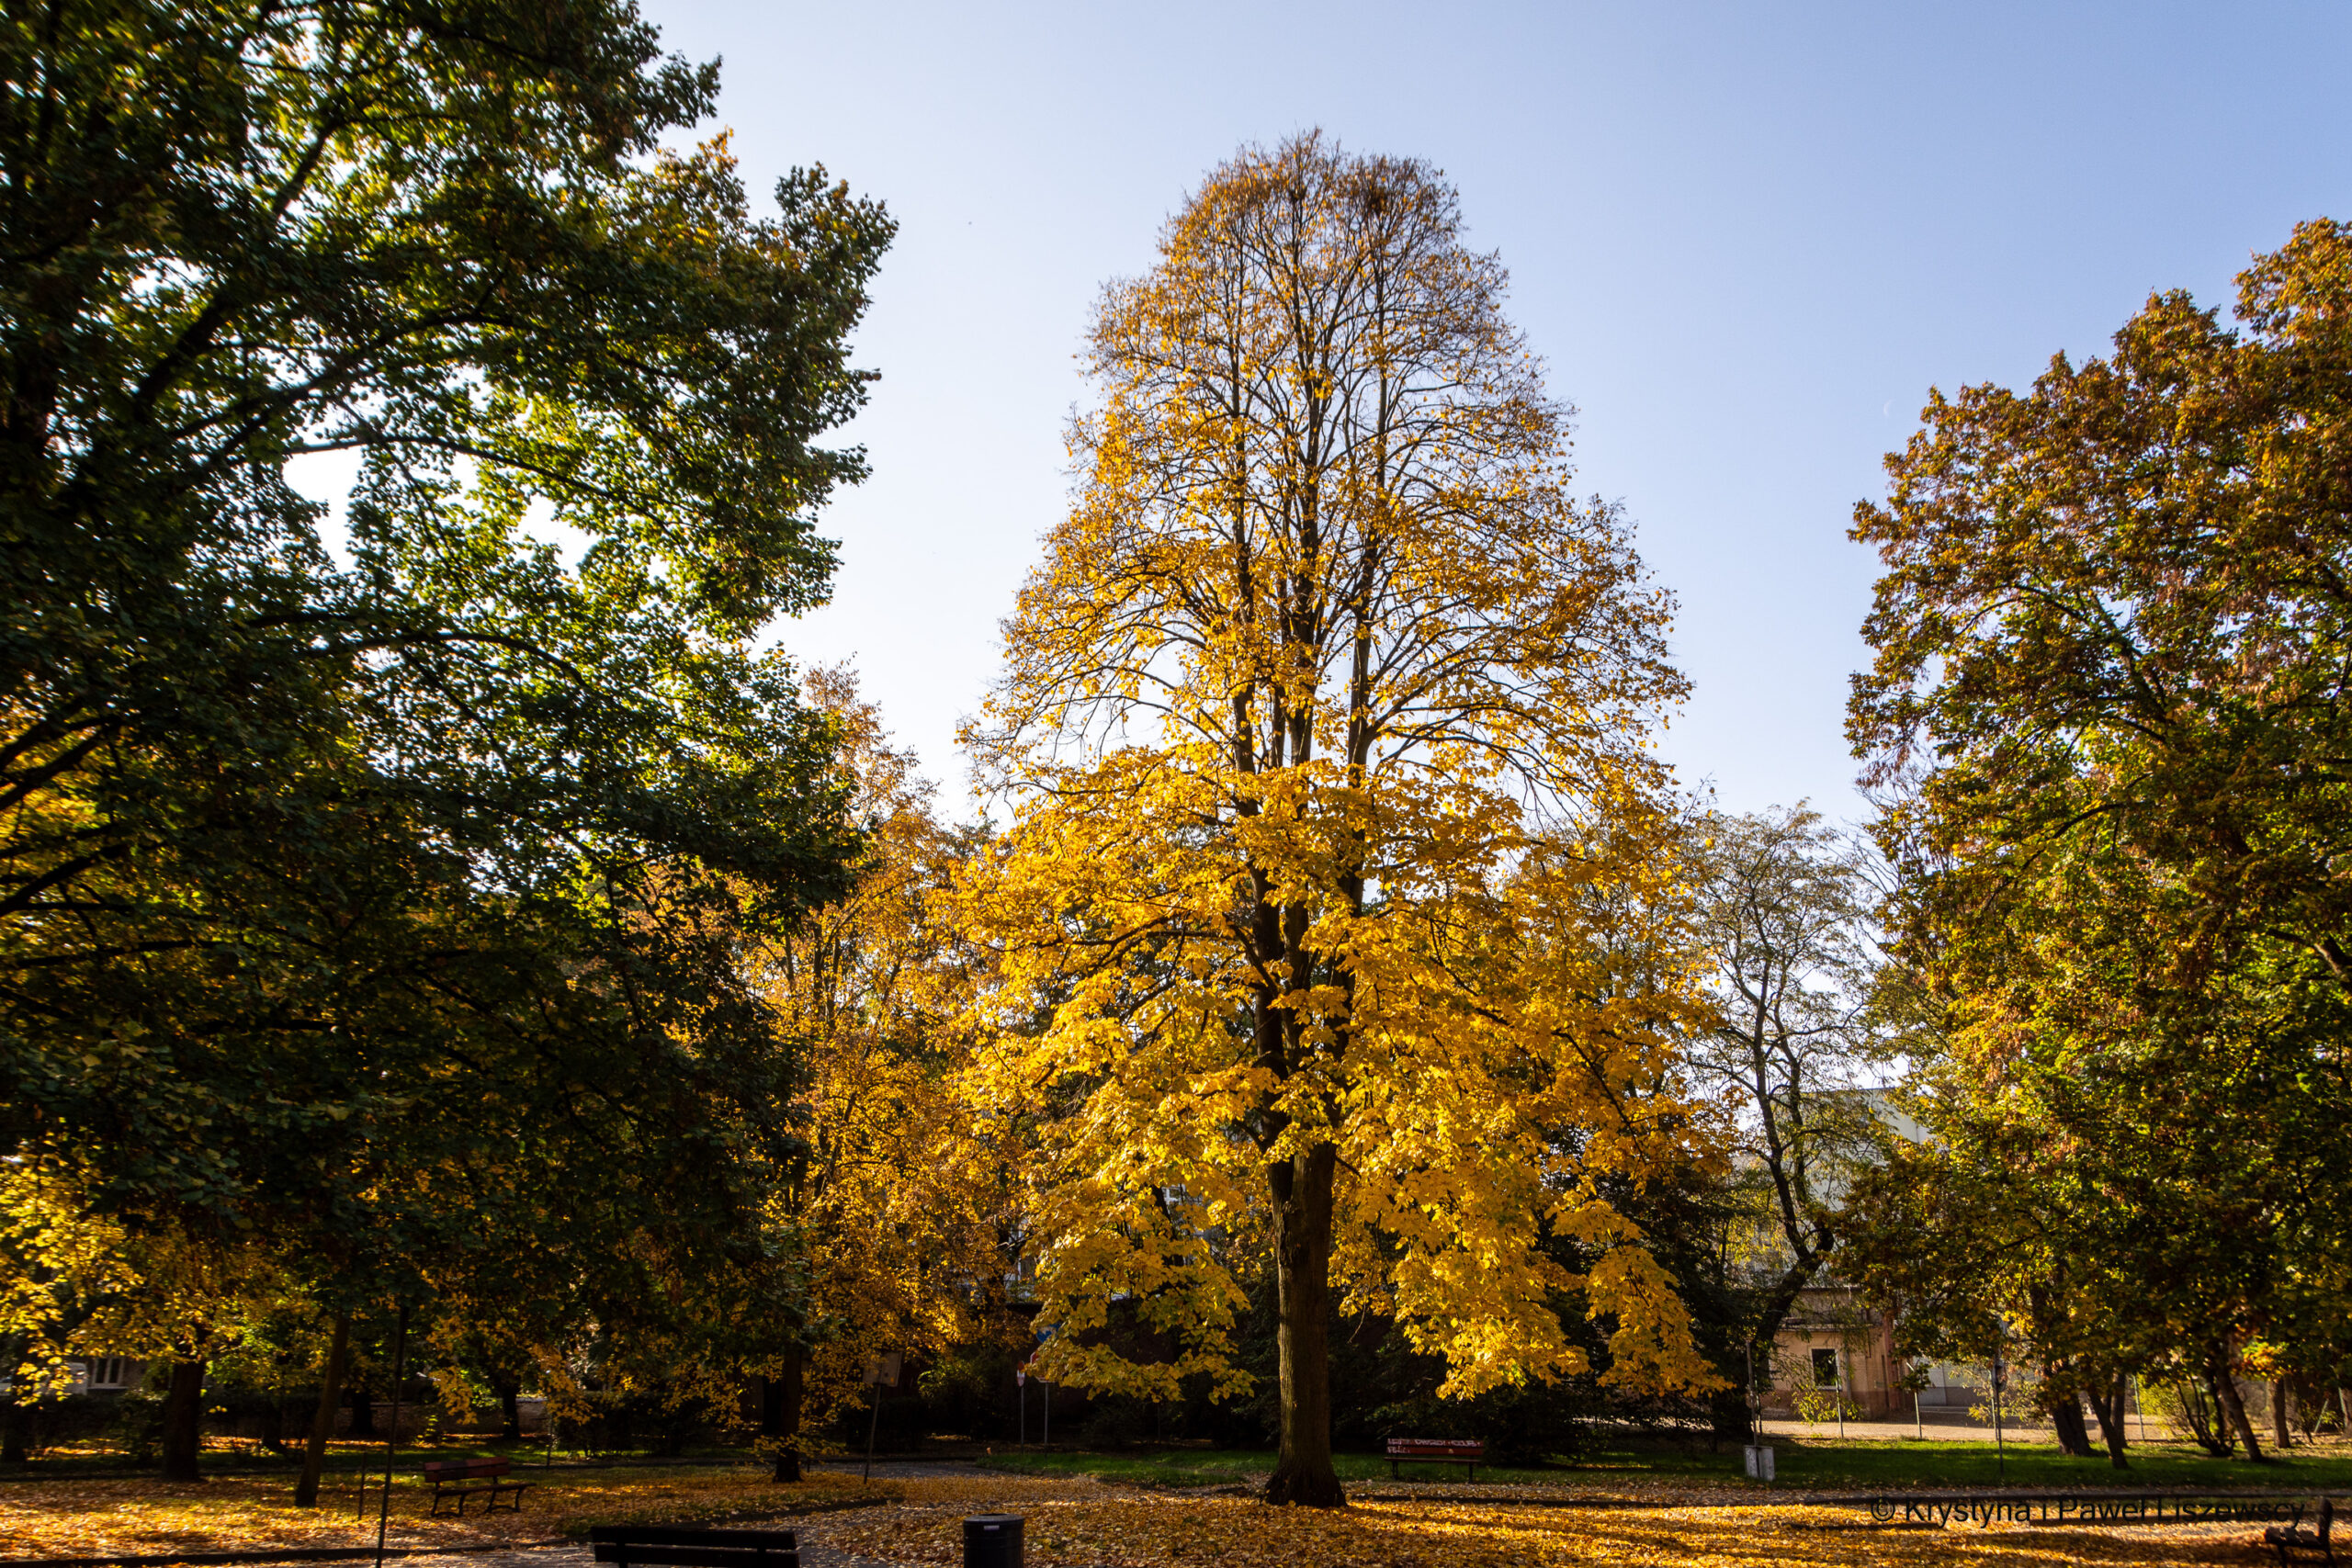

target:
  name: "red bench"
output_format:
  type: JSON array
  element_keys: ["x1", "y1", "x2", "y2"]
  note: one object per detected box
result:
[
  {"x1": 424, "y1": 1455, "x2": 533, "y2": 1516},
  {"x1": 1385, "y1": 1437, "x2": 1486, "y2": 1480}
]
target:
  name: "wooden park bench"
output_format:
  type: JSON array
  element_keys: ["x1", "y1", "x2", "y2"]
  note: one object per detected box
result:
[
  {"x1": 2267, "y1": 1497, "x2": 2335, "y2": 1566},
  {"x1": 590, "y1": 1526, "x2": 799, "y2": 1568},
  {"x1": 424, "y1": 1456, "x2": 534, "y2": 1517},
  {"x1": 1385, "y1": 1437, "x2": 1486, "y2": 1481}
]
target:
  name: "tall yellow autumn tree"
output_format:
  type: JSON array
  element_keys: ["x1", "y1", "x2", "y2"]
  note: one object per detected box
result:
[{"x1": 959, "y1": 132, "x2": 1720, "y2": 1506}]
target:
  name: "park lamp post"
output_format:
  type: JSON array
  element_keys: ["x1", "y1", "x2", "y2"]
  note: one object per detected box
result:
[
  {"x1": 1745, "y1": 1341, "x2": 1756, "y2": 1432},
  {"x1": 372, "y1": 1303, "x2": 410, "y2": 1568},
  {"x1": 1033, "y1": 1323, "x2": 1057, "y2": 1449},
  {"x1": 1990, "y1": 1325, "x2": 2007, "y2": 1487},
  {"x1": 1742, "y1": 1338, "x2": 1775, "y2": 1487},
  {"x1": 863, "y1": 1350, "x2": 902, "y2": 1483}
]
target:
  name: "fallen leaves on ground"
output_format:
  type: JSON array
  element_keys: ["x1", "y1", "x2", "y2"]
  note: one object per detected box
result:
[
  {"x1": 0, "y1": 1465, "x2": 899, "y2": 1559},
  {"x1": 0, "y1": 1467, "x2": 2278, "y2": 1566},
  {"x1": 812, "y1": 1476, "x2": 2265, "y2": 1567}
]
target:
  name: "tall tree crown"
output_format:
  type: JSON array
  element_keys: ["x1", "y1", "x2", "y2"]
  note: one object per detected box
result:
[
  {"x1": 961, "y1": 137, "x2": 1715, "y2": 1473},
  {"x1": 985, "y1": 130, "x2": 1679, "y2": 804}
]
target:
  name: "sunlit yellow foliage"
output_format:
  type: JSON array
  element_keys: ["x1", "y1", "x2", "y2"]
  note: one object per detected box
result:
[
  {"x1": 955, "y1": 132, "x2": 1724, "y2": 1495},
  {"x1": 0, "y1": 1159, "x2": 135, "y2": 1397},
  {"x1": 752, "y1": 669, "x2": 1012, "y2": 1428}
]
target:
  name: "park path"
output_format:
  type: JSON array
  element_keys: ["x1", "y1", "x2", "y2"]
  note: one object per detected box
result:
[
  {"x1": 1758, "y1": 1414, "x2": 2198, "y2": 1445},
  {"x1": 385, "y1": 1462, "x2": 991, "y2": 1568},
  {"x1": 1759, "y1": 1415, "x2": 2063, "y2": 1444}
]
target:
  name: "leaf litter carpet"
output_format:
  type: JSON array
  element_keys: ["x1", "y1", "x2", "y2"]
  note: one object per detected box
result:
[
  {"x1": 0, "y1": 1467, "x2": 2278, "y2": 1566},
  {"x1": 817, "y1": 1473, "x2": 2267, "y2": 1566}
]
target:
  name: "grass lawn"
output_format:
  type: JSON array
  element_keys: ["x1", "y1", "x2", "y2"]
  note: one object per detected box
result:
[
  {"x1": 1758, "y1": 1435, "x2": 2352, "y2": 1492},
  {"x1": 979, "y1": 1448, "x2": 1569, "y2": 1488},
  {"x1": 980, "y1": 1434, "x2": 2352, "y2": 1495},
  {"x1": 0, "y1": 1437, "x2": 757, "y2": 1479}
]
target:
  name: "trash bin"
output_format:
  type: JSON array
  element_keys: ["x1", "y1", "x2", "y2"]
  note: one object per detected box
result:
[{"x1": 964, "y1": 1513, "x2": 1023, "y2": 1568}]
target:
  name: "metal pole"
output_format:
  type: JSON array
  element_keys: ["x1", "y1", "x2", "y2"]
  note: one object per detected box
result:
[
  {"x1": 1018, "y1": 1379, "x2": 1025, "y2": 1448},
  {"x1": 1042, "y1": 1382, "x2": 1050, "y2": 1449},
  {"x1": 1838, "y1": 1347, "x2": 1846, "y2": 1440},
  {"x1": 1993, "y1": 1359, "x2": 2006, "y2": 1485},
  {"x1": 374, "y1": 1304, "x2": 409, "y2": 1568},
  {"x1": 1916, "y1": 1386, "x2": 1923, "y2": 1440},
  {"x1": 864, "y1": 1382, "x2": 881, "y2": 1483}
]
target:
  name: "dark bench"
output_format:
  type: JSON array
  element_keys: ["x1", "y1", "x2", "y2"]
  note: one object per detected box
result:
[
  {"x1": 2267, "y1": 1497, "x2": 2335, "y2": 1566},
  {"x1": 590, "y1": 1527, "x2": 798, "y2": 1568},
  {"x1": 1385, "y1": 1437, "x2": 1486, "y2": 1481},
  {"x1": 424, "y1": 1456, "x2": 533, "y2": 1517}
]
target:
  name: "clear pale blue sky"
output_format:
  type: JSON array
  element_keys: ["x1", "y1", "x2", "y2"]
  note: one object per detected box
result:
[{"x1": 637, "y1": 0, "x2": 2352, "y2": 822}]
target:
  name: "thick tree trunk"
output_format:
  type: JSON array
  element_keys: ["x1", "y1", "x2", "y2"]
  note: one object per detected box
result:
[
  {"x1": 760, "y1": 1350, "x2": 806, "y2": 1483},
  {"x1": 294, "y1": 1314, "x2": 350, "y2": 1507},
  {"x1": 2048, "y1": 1387, "x2": 2094, "y2": 1458},
  {"x1": 259, "y1": 1384, "x2": 286, "y2": 1452},
  {"x1": 1264, "y1": 1143, "x2": 1343, "y2": 1508},
  {"x1": 485, "y1": 1368, "x2": 523, "y2": 1442},
  {"x1": 2209, "y1": 1343, "x2": 2267, "y2": 1461},
  {"x1": 1747, "y1": 1244, "x2": 1833, "y2": 1382},
  {"x1": 1708, "y1": 1384, "x2": 1754, "y2": 1445},
  {"x1": 159, "y1": 1357, "x2": 206, "y2": 1481},
  {"x1": 0, "y1": 1331, "x2": 28, "y2": 1463},
  {"x1": 1, "y1": 1394, "x2": 31, "y2": 1465},
  {"x1": 2271, "y1": 1380, "x2": 2294, "y2": 1450},
  {"x1": 2085, "y1": 1373, "x2": 2129, "y2": 1468}
]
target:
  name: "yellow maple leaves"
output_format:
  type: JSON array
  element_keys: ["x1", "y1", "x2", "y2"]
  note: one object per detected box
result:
[
  {"x1": 951, "y1": 132, "x2": 1726, "y2": 1453},
  {"x1": 749, "y1": 668, "x2": 1012, "y2": 1424},
  {"x1": 0, "y1": 1160, "x2": 136, "y2": 1400}
]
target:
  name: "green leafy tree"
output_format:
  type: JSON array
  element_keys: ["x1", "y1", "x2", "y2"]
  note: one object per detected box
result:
[
  {"x1": 1, "y1": 0, "x2": 892, "y2": 1492},
  {"x1": 1848, "y1": 219, "x2": 2352, "y2": 1466}
]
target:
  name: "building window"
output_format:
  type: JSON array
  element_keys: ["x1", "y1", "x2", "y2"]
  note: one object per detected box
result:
[
  {"x1": 75, "y1": 1358, "x2": 130, "y2": 1389},
  {"x1": 1812, "y1": 1348, "x2": 1840, "y2": 1387}
]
